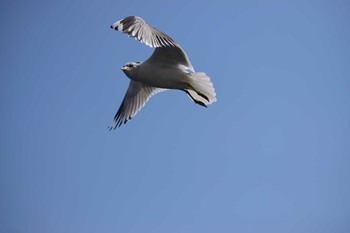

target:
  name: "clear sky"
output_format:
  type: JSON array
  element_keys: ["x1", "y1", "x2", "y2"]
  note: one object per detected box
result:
[{"x1": 1, "y1": 0, "x2": 349, "y2": 232}]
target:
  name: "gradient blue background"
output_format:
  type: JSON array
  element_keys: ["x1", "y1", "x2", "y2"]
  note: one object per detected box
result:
[{"x1": 1, "y1": 0, "x2": 349, "y2": 232}]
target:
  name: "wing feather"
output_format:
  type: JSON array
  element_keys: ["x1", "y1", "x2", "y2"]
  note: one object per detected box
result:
[
  {"x1": 109, "y1": 80, "x2": 166, "y2": 129},
  {"x1": 111, "y1": 16, "x2": 178, "y2": 48},
  {"x1": 111, "y1": 16, "x2": 194, "y2": 71}
]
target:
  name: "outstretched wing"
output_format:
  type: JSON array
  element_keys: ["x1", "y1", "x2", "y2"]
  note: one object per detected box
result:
[
  {"x1": 109, "y1": 80, "x2": 166, "y2": 129},
  {"x1": 111, "y1": 16, "x2": 194, "y2": 71},
  {"x1": 111, "y1": 16, "x2": 178, "y2": 48}
]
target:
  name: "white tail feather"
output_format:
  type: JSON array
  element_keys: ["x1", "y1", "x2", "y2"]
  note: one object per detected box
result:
[{"x1": 187, "y1": 72, "x2": 217, "y2": 106}]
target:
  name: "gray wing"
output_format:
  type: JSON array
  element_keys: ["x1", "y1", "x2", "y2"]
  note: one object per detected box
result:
[
  {"x1": 111, "y1": 16, "x2": 194, "y2": 71},
  {"x1": 109, "y1": 80, "x2": 166, "y2": 129},
  {"x1": 111, "y1": 16, "x2": 178, "y2": 48}
]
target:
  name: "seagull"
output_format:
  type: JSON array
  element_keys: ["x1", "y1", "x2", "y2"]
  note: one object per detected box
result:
[{"x1": 109, "y1": 16, "x2": 216, "y2": 129}]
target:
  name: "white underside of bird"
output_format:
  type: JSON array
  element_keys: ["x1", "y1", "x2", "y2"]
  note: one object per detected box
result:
[{"x1": 109, "y1": 16, "x2": 217, "y2": 129}]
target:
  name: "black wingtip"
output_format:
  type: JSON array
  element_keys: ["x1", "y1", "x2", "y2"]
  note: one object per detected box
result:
[{"x1": 110, "y1": 25, "x2": 114, "y2": 29}]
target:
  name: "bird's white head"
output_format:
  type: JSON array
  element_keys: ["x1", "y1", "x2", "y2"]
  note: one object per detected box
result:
[{"x1": 121, "y1": 62, "x2": 142, "y2": 77}]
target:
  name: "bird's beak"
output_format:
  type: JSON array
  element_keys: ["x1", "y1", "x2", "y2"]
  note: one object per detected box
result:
[{"x1": 121, "y1": 66, "x2": 127, "y2": 71}]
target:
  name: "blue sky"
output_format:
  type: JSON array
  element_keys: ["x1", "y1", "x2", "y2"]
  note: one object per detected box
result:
[{"x1": 1, "y1": 0, "x2": 350, "y2": 232}]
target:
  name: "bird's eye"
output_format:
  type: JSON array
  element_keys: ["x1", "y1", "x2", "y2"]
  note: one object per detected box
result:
[{"x1": 128, "y1": 64, "x2": 133, "y2": 68}]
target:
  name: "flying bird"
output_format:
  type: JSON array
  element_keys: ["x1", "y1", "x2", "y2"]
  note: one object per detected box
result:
[{"x1": 109, "y1": 16, "x2": 216, "y2": 129}]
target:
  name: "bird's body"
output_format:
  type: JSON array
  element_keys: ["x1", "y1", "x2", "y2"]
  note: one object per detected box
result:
[
  {"x1": 109, "y1": 16, "x2": 217, "y2": 128},
  {"x1": 126, "y1": 61, "x2": 188, "y2": 90}
]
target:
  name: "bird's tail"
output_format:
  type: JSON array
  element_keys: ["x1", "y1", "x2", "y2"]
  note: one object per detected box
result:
[{"x1": 185, "y1": 72, "x2": 217, "y2": 107}]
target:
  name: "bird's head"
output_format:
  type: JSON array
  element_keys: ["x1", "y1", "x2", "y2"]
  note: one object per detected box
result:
[{"x1": 121, "y1": 62, "x2": 142, "y2": 76}]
